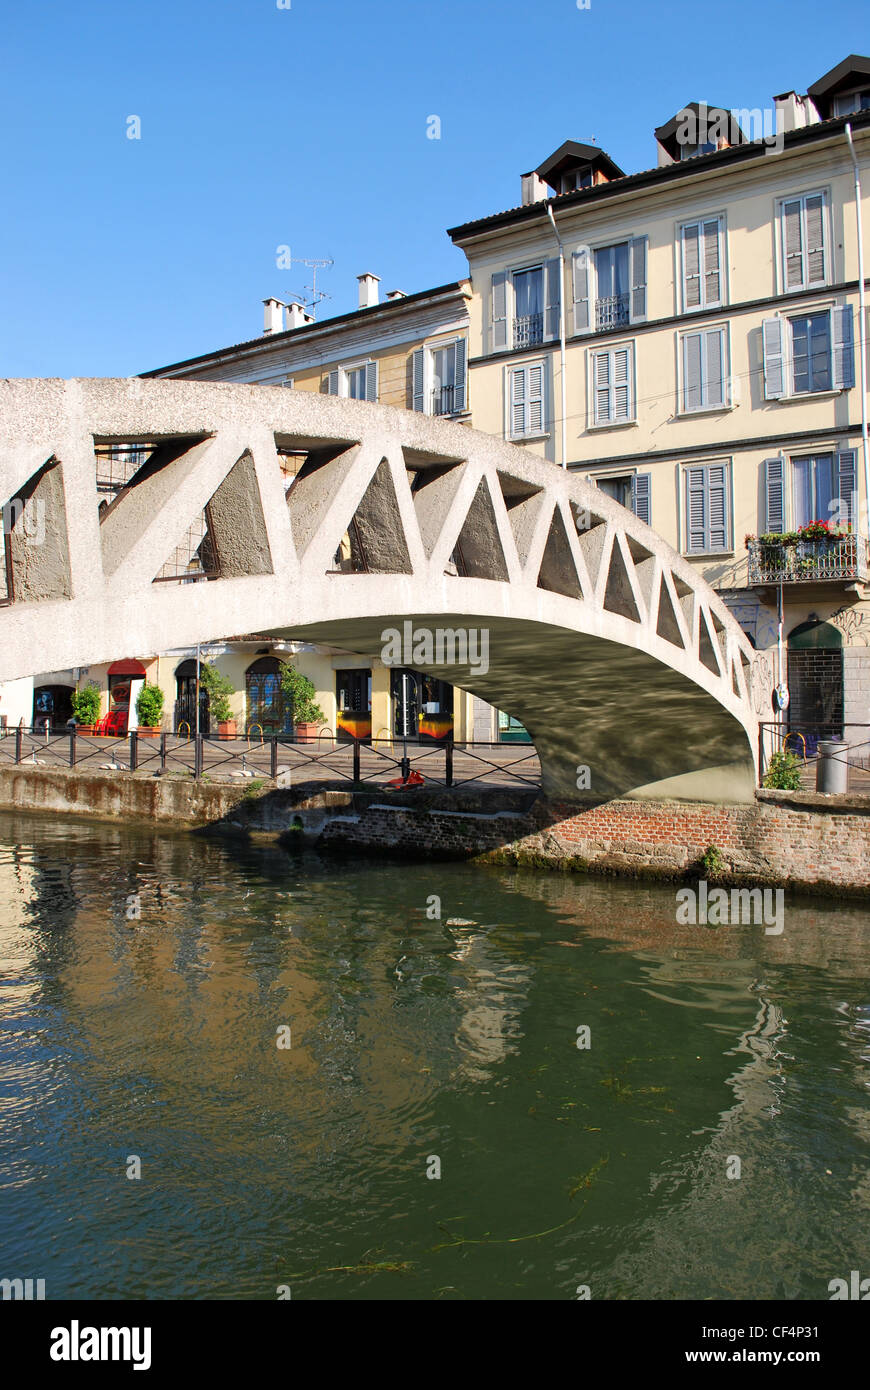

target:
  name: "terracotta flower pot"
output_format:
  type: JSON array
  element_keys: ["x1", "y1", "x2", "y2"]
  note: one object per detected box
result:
[
  {"x1": 217, "y1": 720, "x2": 237, "y2": 739},
  {"x1": 294, "y1": 721, "x2": 321, "y2": 744},
  {"x1": 137, "y1": 726, "x2": 161, "y2": 738}
]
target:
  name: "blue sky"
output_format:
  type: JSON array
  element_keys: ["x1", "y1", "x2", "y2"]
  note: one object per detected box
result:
[{"x1": 1, "y1": 0, "x2": 866, "y2": 377}]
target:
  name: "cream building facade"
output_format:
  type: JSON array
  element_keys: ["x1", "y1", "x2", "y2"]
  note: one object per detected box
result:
[{"x1": 448, "y1": 54, "x2": 870, "y2": 750}]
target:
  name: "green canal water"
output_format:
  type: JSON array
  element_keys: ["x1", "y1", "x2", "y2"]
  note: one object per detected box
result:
[{"x1": 1, "y1": 809, "x2": 868, "y2": 1301}]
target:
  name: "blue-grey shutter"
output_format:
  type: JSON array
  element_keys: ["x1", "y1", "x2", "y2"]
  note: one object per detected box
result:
[
  {"x1": 683, "y1": 332, "x2": 702, "y2": 411},
  {"x1": 412, "y1": 348, "x2": 425, "y2": 412},
  {"x1": 593, "y1": 351, "x2": 611, "y2": 425},
  {"x1": 836, "y1": 448, "x2": 858, "y2": 526},
  {"x1": 364, "y1": 361, "x2": 378, "y2": 402},
  {"x1": 327, "y1": 368, "x2": 340, "y2": 395},
  {"x1": 804, "y1": 193, "x2": 826, "y2": 285},
  {"x1": 572, "y1": 249, "x2": 590, "y2": 333},
  {"x1": 629, "y1": 236, "x2": 647, "y2": 321},
  {"x1": 705, "y1": 327, "x2": 724, "y2": 406},
  {"x1": 527, "y1": 362, "x2": 545, "y2": 433},
  {"x1": 631, "y1": 472, "x2": 651, "y2": 525},
  {"x1": 703, "y1": 218, "x2": 721, "y2": 305},
  {"x1": 764, "y1": 456, "x2": 786, "y2": 534},
  {"x1": 686, "y1": 467, "x2": 707, "y2": 552},
  {"x1": 682, "y1": 223, "x2": 701, "y2": 309},
  {"x1": 707, "y1": 463, "x2": 729, "y2": 550},
  {"x1": 762, "y1": 317, "x2": 785, "y2": 399},
  {"x1": 613, "y1": 346, "x2": 631, "y2": 421},
  {"x1": 453, "y1": 338, "x2": 467, "y2": 413},
  {"x1": 831, "y1": 304, "x2": 855, "y2": 390},
  {"x1": 783, "y1": 199, "x2": 804, "y2": 289},
  {"x1": 491, "y1": 271, "x2": 508, "y2": 351},
  {"x1": 544, "y1": 257, "x2": 561, "y2": 341},
  {"x1": 509, "y1": 366, "x2": 526, "y2": 437}
]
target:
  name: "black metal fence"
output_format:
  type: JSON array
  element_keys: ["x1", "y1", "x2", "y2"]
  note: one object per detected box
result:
[
  {"x1": 0, "y1": 728, "x2": 542, "y2": 793},
  {"x1": 758, "y1": 721, "x2": 870, "y2": 790}
]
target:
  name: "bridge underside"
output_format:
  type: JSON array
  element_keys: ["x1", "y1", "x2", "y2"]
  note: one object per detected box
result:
[{"x1": 274, "y1": 615, "x2": 757, "y2": 803}]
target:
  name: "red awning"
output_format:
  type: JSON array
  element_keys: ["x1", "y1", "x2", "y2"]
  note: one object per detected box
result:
[{"x1": 107, "y1": 659, "x2": 147, "y2": 677}]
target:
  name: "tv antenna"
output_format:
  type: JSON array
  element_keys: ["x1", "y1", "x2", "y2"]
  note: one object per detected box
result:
[{"x1": 288, "y1": 256, "x2": 334, "y2": 319}]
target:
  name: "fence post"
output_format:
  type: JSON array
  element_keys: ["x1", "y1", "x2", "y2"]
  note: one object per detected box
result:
[
  {"x1": 69, "y1": 729, "x2": 76, "y2": 768},
  {"x1": 270, "y1": 735, "x2": 278, "y2": 780},
  {"x1": 353, "y1": 738, "x2": 361, "y2": 784},
  {"x1": 15, "y1": 725, "x2": 23, "y2": 764},
  {"x1": 445, "y1": 740, "x2": 453, "y2": 787},
  {"x1": 194, "y1": 734, "x2": 203, "y2": 780},
  {"x1": 129, "y1": 730, "x2": 138, "y2": 772},
  {"x1": 160, "y1": 731, "x2": 166, "y2": 774}
]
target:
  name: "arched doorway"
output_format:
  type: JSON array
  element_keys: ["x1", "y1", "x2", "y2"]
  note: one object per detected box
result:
[
  {"x1": 787, "y1": 619, "x2": 843, "y2": 754},
  {"x1": 33, "y1": 684, "x2": 74, "y2": 731},
  {"x1": 174, "y1": 658, "x2": 210, "y2": 735},
  {"x1": 245, "y1": 657, "x2": 288, "y2": 735},
  {"x1": 107, "y1": 659, "x2": 147, "y2": 734}
]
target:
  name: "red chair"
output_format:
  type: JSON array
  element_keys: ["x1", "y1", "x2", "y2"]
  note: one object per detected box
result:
[{"x1": 95, "y1": 709, "x2": 128, "y2": 736}]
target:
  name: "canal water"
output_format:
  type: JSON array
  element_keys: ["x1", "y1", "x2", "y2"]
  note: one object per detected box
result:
[{"x1": 1, "y1": 809, "x2": 867, "y2": 1301}]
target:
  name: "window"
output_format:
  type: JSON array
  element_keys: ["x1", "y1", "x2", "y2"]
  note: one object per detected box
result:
[
  {"x1": 594, "y1": 472, "x2": 651, "y2": 524},
  {"x1": 326, "y1": 361, "x2": 378, "y2": 400},
  {"x1": 679, "y1": 217, "x2": 723, "y2": 310},
  {"x1": 489, "y1": 262, "x2": 560, "y2": 352},
  {"x1": 833, "y1": 90, "x2": 870, "y2": 116},
  {"x1": 590, "y1": 344, "x2": 634, "y2": 425},
  {"x1": 763, "y1": 450, "x2": 858, "y2": 532},
  {"x1": 683, "y1": 462, "x2": 732, "y2": 553},
  {"x1": 412, "y1": 339, "x2": 467, "y2": 415},
  {"x1": 778, "y1": 192, "x2": 827, "y2": 291},
  {"x1": 572, "y1": 237, "x2": 647, "y2": 334},
  {"x1": 680, "y1": 139, "x2": 717, "y2": 160},
  {"x1": 246, "y1": 657, "x2": 288, "y2": 735},
  {"x1": 680, "y1": 325, "x2": 728, "y2": 411},
  {"x1": 506, "y1": 360, "x2": 546, "y2": 439},
  {"x1": 762, "y1": 306, "x2": 854, "y2": 399}
]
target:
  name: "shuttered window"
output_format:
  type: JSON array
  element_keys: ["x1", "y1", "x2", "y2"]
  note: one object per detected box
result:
[
  {"x1": 764, "y1": 451, "x2": 858, "y2": 533},
  {"x1": 779, "y1": 192, "x2": 827, "y2": 291},
  {"x1": 681, "y1": 326, "x2": 727, "y2": 411},
  {"x1": 506, "y1": 361, "x2": 546, "y2": 439},
  {"x1": 334, "y1": 362, "x2": 378, "y2": 401},
  {"x1": 414, "y1": 339, "x2": 468, "y2": 415},
  {"x1": 680, "y1": 217, "x2": 723, "y2": 310},
  {"x1": 762, "y1": 306, "x2": 854, "y2": 397},
  {"x1": 683, "y1": 462, "x2": 732, "y2": 553},
  {"x1": 591, "y1": 345, "x2": 634, "y2": 425}
]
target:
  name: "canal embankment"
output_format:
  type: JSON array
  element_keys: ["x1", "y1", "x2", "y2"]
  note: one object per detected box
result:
[{"x1": 1, "y1": 762, "x2": 868, "y2": 897}]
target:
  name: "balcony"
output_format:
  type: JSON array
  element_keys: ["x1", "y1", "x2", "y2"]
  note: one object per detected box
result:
[
  {"x1": 431, "y1": 384, "x2": 456, "y2": 416},
  {"x1": 747, "y1": 534, "x2": 869, "y2": 585},
  {"x1": 595, "y1": 292, "x2": 630, "y2": 331},
  {"x1": 513, "y1": 312, "x2": 543, "y2": 349}
]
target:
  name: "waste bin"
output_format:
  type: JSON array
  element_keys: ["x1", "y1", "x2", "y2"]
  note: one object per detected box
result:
[{"x1": 816, "y1": 740, "x2": 849, "y2": 794}]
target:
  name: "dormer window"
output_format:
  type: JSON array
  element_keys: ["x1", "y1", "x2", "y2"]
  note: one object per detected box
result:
[
  {"x1": 559, "y1": 167, "x2": 594, "y2": 194},
  {"x1": 808, "y1": 55, "x2": 870, "y2": 120},
  {"x1": 833, "y1": 89, "x2": 870, "y2": 115}
]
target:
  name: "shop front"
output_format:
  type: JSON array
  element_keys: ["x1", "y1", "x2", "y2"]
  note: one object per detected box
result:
[
  {"x1": 336, "y1": 668, "x2": 372, "y2": 743},
  {"x1": 390, "y1": 669, "x2": 454, "y2": 742}
]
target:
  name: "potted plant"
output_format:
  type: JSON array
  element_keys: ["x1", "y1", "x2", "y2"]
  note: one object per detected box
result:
[
  {"x1": 70, "y1": 682, "x2": 101, "y2": 734},
  {"x1": 135, "y1": 683, "x2": 164, "y2": 736},
  {"x1": 280, "y1": 663, "x2": 326, "y2": 744},
  {"x1": 199, "y1": 662, "x2": 237, "y2": 737}
]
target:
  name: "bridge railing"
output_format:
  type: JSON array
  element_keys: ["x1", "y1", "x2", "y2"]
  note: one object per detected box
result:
[{"x1": 0, "y1": 728, "x2": 543, "y2": 794}]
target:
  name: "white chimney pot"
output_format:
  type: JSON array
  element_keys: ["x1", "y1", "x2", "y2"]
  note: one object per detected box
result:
[
  {"x1": 357, "y1": 273, "x2": 380, "y2": 309},
  {"x1": 263, "y1": 298, "x2": 285, "y2": 335}
]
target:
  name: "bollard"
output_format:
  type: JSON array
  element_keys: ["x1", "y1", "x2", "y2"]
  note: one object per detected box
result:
[
  {"x1": 445, "y1": 741, "x2": 453, "y2": 787},
  {"x1": 194, "y1": 734, "x2": 203, "y2": 780},
  {"x1": 15, "y1": 726, "x2": 22, "y2": 764},
  {"x1": 270, "y1": 735, "x2": 278, "y2": 780},
  {"x1": 353, "y1": 739, "x2": 361, "y2": 784},
  {"x1": 160, "y1": 731, "x2": 166, "y2": 774},
  {"x1": 816, "y1": 739, "x2": 848, "y2": 794},
  {"x1": 129, "y1": 730, "x2": 138, "y2": 772}
]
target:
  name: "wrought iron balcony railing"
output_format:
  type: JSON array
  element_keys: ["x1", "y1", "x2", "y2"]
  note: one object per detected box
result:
[
  {"x1": 431, "y1": 384, "x2": 456, "y2": 416},
  {"x1": 747, "y1": 535, "x2": 869, "y2": 584},
  {"x1": 595, "y1": 293, "x2": 631, "y2": 331},
  {"x1": 513, "y1": 313, "x2": 544, "y2": 349}
]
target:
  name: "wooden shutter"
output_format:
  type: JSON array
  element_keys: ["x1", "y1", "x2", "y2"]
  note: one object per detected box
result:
[
  {"x1": 631, "y1": 472, "x2": 651, "y2": 525},
  {"x1": 326, "y1": 368, "x2": 340, "y2": 395},
  {"x1": 453, "y1": 338, "x2": 467, "y2": 413},
  {"x1": 544, "y1": 258, "x2": 561, "y2": 340},
  {"x1": 527, "y1": 363, "x2": 544, "y2": 433},
  {"x1": 804, "y1": 194, "x2": 825, "y2": 285},
  {"x1": 683, "y1": 331, "x2": 702, "y2": 411},
  {"x1": 707, "y1": 463, "x2": 729, "y2": 550},
  {"x1": 685, "y1": 467, "x2": 708, "y2": 551},
  {"x1": 764, "y1": 455, "x2": 786, "y2": 533},
  {"x1": 705, "y1": 327, "x2": 724, "y2": 406},
  {"x1": 509, "y1": 366, "x2": 527, "y2": 437},
  {"x1": 364, "y1": 361, "x2": 378, "y2": 402},
  {"x1": 682, "y1": 223, "x2": 701, "y2": 309},
  {"x1": 491, "y1": 271, "x2": 508, "y2": 351},
  {"x1": 593, "y1": 351, "x2": 611, "y2": 424},
  {"x1": 703, "y1": 218, "x2": 721, "y2": 305},
  {"x1": 836, "y1": 449, "x2": 858, "y2": 526},
  {"x1": 783, "y1": 199, "x2": 804, "y2": 288},
  {"x1": 572, "y1": 249, "x2": 590, "y2": 333},
  {"x1": 412, "y1": 348, "x2": 425, "y2": 412},
  {"x1": 629, "y1": 236, "x2": 647, "y2": 320},
  {"x1": 762, "y1": 317, "x2": 785, "y2": 399},
  {"x1": 613, "y1": 347, "x2": 631, "y2": 421},
  {"x1": 831, "y1": 304, "x2": 855, "y2": 390}
]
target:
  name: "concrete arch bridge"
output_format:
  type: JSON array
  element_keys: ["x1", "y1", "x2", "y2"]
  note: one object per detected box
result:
[{"x1": 0, "y1": 378, "x2": 771, "y2": 801}]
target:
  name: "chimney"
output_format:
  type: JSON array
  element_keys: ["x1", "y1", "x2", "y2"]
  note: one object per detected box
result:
[
  {"x1": 263, "y1": 298, "x2": 285, "y2": 335},
  {"x1": 385, "y1": 289, "x2": 406, "y2": 300},
  {"x1": 521, "y1": 171, "x2": 549, "y2": 206},
  {"x1": 285, "y1": 300, "x2": 315, "y2": 330},
  {"x1": 357, "y1": 273, "x2": 380, "y2": 309}
]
